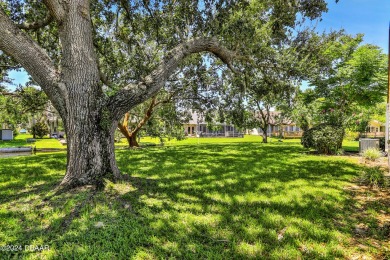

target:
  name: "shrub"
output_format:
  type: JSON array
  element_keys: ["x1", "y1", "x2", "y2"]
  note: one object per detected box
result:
[
  {"x1": 362, "y1": 148, "x2": 382, "y2": 161},
  {"x1": 301, "y1": 124, "x2": 344, "y2": 154},
  {"x1": 30, "y1": 122, "x2": 49, "y2": 139},
  {"x1": 359, "y1": 166, "x2": 387, "y2": 188}
]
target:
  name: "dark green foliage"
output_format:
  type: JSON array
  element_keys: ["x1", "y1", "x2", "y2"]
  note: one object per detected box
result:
[
  {"x1": 16, "y1": 86, "x2": 48, "y2": 114},
  {"x1": 293, "y1": 36, "x2": 387, "y2": 136},
  {"x1": 139, "y1": 100, "x2": 189, "y2": 142},
  {"x1": 0, "y1": 86, "x2": 48, "y2": 135},
  {"x1": 1, "y1": 0, "x2": 329, "y2": 88},
  {"x1": 378, "y1": 137, "x2": 385, "y2": 151},
  {"x1": 301, "y1": 124, "x2": 345, "y2": 154},
  {"x1": 30, "y1": 122, "x2": 49, "y2": 139}
]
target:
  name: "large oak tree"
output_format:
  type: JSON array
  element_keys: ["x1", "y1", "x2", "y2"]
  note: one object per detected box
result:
[{"x1": 0, "y1": 0, "x2": 328, "y2": 190}]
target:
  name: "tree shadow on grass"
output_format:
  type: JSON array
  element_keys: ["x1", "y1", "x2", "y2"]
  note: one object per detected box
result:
[
  {"x1": 0, "y1": 143, "x2": 379, "y2": 259},
  {"x1": 0, "y1": 153, "x2": 66, "y2": 204},
  {"x1": 109, "y1": 143, "x2": 364, "y2": 258}
]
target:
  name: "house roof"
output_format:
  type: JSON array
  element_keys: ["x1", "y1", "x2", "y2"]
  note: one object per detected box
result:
[{"x1": 368, "y1": 120, "x2": 385, "y2": 127}]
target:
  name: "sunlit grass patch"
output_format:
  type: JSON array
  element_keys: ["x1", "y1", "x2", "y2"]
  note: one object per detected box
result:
[{"x1": 0, "y1": 134, "x2": 64, "y2": 149}]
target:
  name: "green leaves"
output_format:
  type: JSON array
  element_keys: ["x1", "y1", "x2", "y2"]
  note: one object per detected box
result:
[
  {"x1": 0, "y1": 86, "x2": 48, "y2": 133},
  {"x1": 2, "y1": 0, "x2": 329, "y2": 94},
  {"x1": 344, "y1": 44, "x2": 387, "y2": 106},
  {"x1": 30, "y1": 121, "x2": 49, "y2": 138},
  {"x1": 299, "y1": 31, "x2": 388, "y2": 132},
  {"x1": 301, "y1": 124, "x2": 344, "y2": 154}
]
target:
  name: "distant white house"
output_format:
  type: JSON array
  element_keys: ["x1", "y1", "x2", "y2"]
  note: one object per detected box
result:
[
  {"x1": 363, "y1": 120, "x2": 385, "y2": 138},
  {"x1": 183, "y1": 111, "x2": 301, "y2": 138},
  {"x1": 249, "y1": 111, "x2": 302, "y2": 138},
  {"x1": 183, "y1": 112, "x2": 243, "y2": 137}
]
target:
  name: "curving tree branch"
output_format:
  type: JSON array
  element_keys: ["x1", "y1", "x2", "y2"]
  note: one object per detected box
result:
[
  {"x1": 108, "y1": 37, "x2": 237, "y2": 119},
  {"x1": 42, "y1": 0, "x2": 67, "y2": 22},
  {"x1": 0, "y1": 65, "x2": 20, "y2": 69},
  {"x1": 0, "y1": 8, "x2": 66, "y2": 116}
]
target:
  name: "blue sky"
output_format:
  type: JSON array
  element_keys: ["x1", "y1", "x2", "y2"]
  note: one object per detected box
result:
[
  {"x1": 5, "y1": 0, "x2": 390, "y2": 88},
  {"x1": 316, "y1": 0, "x2": 390, "y2": 52}
]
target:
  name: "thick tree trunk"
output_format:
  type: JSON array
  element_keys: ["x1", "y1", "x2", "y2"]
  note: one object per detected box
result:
[
  {"x1": 55, "y1": 1, "x2": 122, "y2": 190},
  {"x1": 60, "y1": 117, "x2": 122, "y2": 190}
]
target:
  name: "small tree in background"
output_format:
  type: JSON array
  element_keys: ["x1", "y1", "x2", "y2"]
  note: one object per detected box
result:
[
  {"x1": 30, "y1": 122, "x2": 49, "y2": 139},
  {"x1": 0, "y1": 86, "x2": 49, "y2": 137}
]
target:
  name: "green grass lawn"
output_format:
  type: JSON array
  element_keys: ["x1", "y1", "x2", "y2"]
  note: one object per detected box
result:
[
  {"x1": 117, "y1": 135, "x2": 359, "y2": 151},
  {"x1": 0, "y1": 134, "x2": 64, "y2": 149},
  {"x1": 1, "y1": 138, "x2": 386, "y2": 259},
  {"x1": 1, "y1": 133, "x2": 360, "y2": 152},
  {"x1": 342, "y1": 140, "x2": 360, "y2": 152}
]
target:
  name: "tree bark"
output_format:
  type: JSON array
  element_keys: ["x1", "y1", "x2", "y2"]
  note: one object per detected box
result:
[
  {"x1": 61, "y1": 119, "x2": 122, "y2": 189},
  {"x1": 56, "y1": 0, "x2": 122, "y2": 189},
  {"x1": 117, "y1": 112, "x2": 140, "y2": 148},
  {"x1": 107, "y1": 37, "x2": 236, "y2": 119},
  {"x1": 0, "y1": 8, "x2": 66, "y2": 117},
  {"x1": 127, "y1": 132, "x2": 140, "y2": 147}
]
